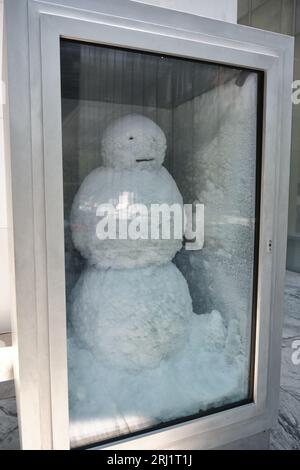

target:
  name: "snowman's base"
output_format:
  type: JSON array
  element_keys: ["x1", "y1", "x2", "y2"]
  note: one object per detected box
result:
[
  {"x1": 68, "y1": 310, "x2": 248, "y2": 448},
  {"x1": 70, "y1": 263, "x2": 194, "y2": 371}
]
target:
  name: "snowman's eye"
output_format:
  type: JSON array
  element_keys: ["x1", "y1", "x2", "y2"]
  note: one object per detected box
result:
[{"x1": 129, "y1": 136, "x2": 134, "y2": 140}]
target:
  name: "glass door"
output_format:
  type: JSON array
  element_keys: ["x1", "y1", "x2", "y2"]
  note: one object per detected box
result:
[{"x1": 60, "y1": 38, "x2": 263, "y2": 448}]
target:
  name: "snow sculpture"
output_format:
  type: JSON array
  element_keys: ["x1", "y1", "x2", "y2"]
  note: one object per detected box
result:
[
  {"x1": 70, "y1": 114, "x2": 193, "y2": 371},
  {"x1": 67, "y1": 106, "x2": 250, "y2": 446}
]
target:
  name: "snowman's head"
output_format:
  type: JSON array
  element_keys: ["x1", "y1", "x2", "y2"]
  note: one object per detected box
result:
[{"x1": 101, "y1": 114, "x2": 167, "y2": 170}]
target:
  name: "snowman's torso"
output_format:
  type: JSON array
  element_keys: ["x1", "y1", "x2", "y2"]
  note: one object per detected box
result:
[{"x1": 71, "y1": 166, "x2": 183, "y2": 269}]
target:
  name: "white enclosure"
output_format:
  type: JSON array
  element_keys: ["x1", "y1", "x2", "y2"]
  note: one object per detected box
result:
[{"x1": 3, "y1": 0, "x2": 293, "y2": 450}]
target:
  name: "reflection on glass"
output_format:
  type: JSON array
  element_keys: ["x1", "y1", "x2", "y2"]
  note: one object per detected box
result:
[{"x1": 61, "y1": 39, "x2": 262, "y2": 448}]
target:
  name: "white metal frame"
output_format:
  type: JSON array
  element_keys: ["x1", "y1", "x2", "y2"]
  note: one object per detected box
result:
[{"x1": 3, "y1": 0, "x2": 294, "y2": 450}]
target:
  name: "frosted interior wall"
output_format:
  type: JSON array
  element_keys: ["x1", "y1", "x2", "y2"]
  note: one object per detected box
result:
[
  {"x1": 173, "y1": 74, "x2": 258, "y2": 350},
  {"x1": 61, "y1": 39, "x2": 262, "y2": 448}
]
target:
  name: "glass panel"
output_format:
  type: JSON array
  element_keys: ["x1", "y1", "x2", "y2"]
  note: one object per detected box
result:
[{"x1": 61, "y1": 39, "x2": 263, "y2": 448}]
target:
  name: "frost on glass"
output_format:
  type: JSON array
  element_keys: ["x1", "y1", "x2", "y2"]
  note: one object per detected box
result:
[{"x1": 61, "y1": 40, "x2": 260, "y2": 448}]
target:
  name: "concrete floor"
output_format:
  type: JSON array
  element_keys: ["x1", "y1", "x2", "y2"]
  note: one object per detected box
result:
[
  {"x1": 0, "y1": 271, "x2": 299, "y2": 450},
  {"x1": 270, "y1": 270, "x2": 300, "y2": 449},
  {"x1": 0, "y1": 380, "x2": 19, "y2": 450}
]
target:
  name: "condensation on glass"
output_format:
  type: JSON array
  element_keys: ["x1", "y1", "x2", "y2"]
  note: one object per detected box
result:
[{"x1": 60, "y1": 39, "x2": 263, "y2": 448}]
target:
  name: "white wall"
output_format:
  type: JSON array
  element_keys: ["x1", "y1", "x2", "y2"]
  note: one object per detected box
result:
[
  {"x1": 0, "y1": 0, "x2": 11, "y2": 334},
  {"x1": 131, "y1": 0, "x2": 237, "y2": 23}
]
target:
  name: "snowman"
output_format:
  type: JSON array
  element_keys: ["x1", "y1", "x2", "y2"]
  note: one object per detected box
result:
[{"x1": 69, "y1": 114, "x2": 194, "y2": 372}]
